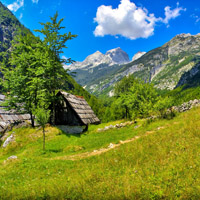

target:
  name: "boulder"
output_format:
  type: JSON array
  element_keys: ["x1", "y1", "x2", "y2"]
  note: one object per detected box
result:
[
  {"x1": 108, "y1": 143, "x2": 114, "y2": 148},
  {"x1": 2, "y1": 134, "x2": 15, "y2": 148},
  {"x1": 7, "y1": 155, "x2": 18, "y2": 160}
]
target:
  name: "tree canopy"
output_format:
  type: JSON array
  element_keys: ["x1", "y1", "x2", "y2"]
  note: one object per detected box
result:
[
  {"x1": 103, "y1": 75, "x2": 158, "y2": 121},
  {"x1": 35, "y1": 11, "x2": 77, "y2": 125},
  {"x1": 0, "y1": 12, "x2": 77, "y2": 126}
]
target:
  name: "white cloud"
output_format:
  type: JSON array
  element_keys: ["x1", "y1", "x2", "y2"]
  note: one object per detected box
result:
[
  {"x1": 94, "y1": 0, "x2": 186, "y2": 40},
  {"x1": 7, "y1": 0, "x2": 24, "y2": 12},
  {"x1": 163, "y1": 3, "x2": 186, "y2": 24},
  {"x1": 32, "y1": 0, "x2": 39, "y2": 4},
  {"x1": 94, "y1": 0, "x2": 158, "y2": 40}
]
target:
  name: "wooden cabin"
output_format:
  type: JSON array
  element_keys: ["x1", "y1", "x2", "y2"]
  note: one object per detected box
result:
[
  {"x1": 54, "y1": 91, "x2": 100, "y2": 127},
  {"x1": 0, "y1": 94, "x2": 30, "y2": 134},
  {"x1": 0, "y1": 91, "x2": 100, "y2": 134}
]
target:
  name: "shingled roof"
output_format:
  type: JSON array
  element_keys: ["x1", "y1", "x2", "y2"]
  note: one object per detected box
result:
[
  {"x1": 59, "y1": 91, "x2": 100, "y2": 125},
  {"x1": 0, "y1": 94, "x2": 30, "y2": 133}
]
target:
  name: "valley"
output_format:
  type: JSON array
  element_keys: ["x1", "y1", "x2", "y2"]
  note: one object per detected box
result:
[{"x1": 1, "y1": 0, "x2": 200, "y2": 199}]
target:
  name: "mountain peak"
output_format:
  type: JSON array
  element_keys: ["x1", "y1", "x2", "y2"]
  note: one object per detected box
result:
[
  {"x1": 105, "y1": 47, "x2": 130, "y2": 64},
  {"x1": 106, "y1": 47, "x2": 121, "y2": 53},
  {"x1": 69, "y1": 47, "x2": 130, "y2": 72}
]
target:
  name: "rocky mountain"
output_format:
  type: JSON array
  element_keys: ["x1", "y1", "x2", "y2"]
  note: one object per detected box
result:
[
  {"x1": 132, "y1": 51, "x2": 146, "y2": 61},
  {"x1": 105, "y1": 47, "x2": 130, "y2": 64},
  {"x1": 0, "y1": 2, "x2": 31, "y2": 54},
  {"x1": 68, "y1": 47, "x2": 130, "y2": 91},
  {"x1": 71, "y1": 33, "x2": 200, "y2": 96},
  {"x1": 69, "y1": 47, "x2": 129, "y2": 70}
]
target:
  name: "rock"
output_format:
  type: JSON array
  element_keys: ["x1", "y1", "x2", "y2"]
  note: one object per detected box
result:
[
  {"x1": 104, "y1": 126, "x2": 109, "y2": 130},
  {"x1": 7, "y1": 155, "x2": 17, "y2": 160},
  {"x1": 171, "y1": 99, "x2": 200, "y2": 113},
  {"x1": 2, "y1": 134, "x2": 15, "y2": 148},
  {"x1": 123, "y1": 122, "x2": 129, "y2": 126},
  {"x1": 115, "y1": 124, "x2": 120, "y2": 128},
  {"x1": 108, "y1": 143, "x2": 114, "y2": 148},
  {"x1": 108, "y1": 125, "x2": 115, "y2": 129}
]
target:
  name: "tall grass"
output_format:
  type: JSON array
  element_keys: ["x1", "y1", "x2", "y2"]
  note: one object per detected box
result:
[{"x1": 0, "y1": 107, "x2": 200, "y2": 199}]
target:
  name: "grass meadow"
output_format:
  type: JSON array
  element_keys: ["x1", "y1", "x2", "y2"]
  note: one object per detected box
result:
[{"x1": 1, "y1": 107, "x2": 200, "y2": 199}]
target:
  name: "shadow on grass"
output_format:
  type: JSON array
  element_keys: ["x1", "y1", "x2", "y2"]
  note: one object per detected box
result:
[
  {"x1": 47, "y1": 149, "x2": 63, "y2": 153},
  {"x1": 56, "y1": 128, "x2": 82, "y2": 138}
]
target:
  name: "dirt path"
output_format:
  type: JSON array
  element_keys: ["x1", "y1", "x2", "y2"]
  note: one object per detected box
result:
[{"x1": 51, "y1": 126, "x2": 166, "y2": 161}]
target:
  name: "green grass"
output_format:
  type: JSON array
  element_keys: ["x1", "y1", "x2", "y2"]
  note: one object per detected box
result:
[{"x1": 1, "y1": 108, "x2": 200, "y2": 199}]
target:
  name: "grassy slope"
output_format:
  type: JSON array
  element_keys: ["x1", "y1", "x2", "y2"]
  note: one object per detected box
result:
[{"x1": 1, "y1": 108, "x2": 200, "y2": 199}]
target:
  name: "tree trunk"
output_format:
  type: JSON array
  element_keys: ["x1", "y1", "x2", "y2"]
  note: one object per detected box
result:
[
  {"x1": 52, "y1": 100, "x2": 55, "y2": 126},
  {"x1": 30, "y1": 113, "x2": 35, "y2": 127},
  {"x1": 43, "y1": 127, "x2": 45, "y2": 151},
  {"x1": 125, "y1": 106, "x2": 128, "y2": 119}
]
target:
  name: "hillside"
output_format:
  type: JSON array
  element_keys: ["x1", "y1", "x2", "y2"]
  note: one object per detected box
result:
[
  {"x1": 71, "y1": 33, "x2": 200, "y2": 96},
  {"x1": 1, "y1": 107, "x2": 200, "y2": 199},
  {"x1": 0, "y1": 2, "x2": 31, "y2": 53}
]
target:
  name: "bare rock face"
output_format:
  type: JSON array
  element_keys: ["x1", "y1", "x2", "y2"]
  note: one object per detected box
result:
[
  {"x1": 167, "y1": 33, "x2": 200, "y2": 57},
  {"x1": 105, "y1": 47, "x2": 130, "y2": 64},
  {"x1": 69, "y1": 47, "x2": 130, "y2": 71},
  {"x1": 132, "y1": 51, "x2": 146, "y2": 61}
]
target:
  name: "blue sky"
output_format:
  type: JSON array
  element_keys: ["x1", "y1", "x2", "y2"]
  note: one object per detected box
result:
[{"x1": 2, "y1": 0, "x2": 200, "y2": 62}]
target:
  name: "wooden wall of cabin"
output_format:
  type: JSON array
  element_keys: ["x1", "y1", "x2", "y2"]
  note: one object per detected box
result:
[{"x1": 55, "y1": 97, "x2": 83, "y2": 126}]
